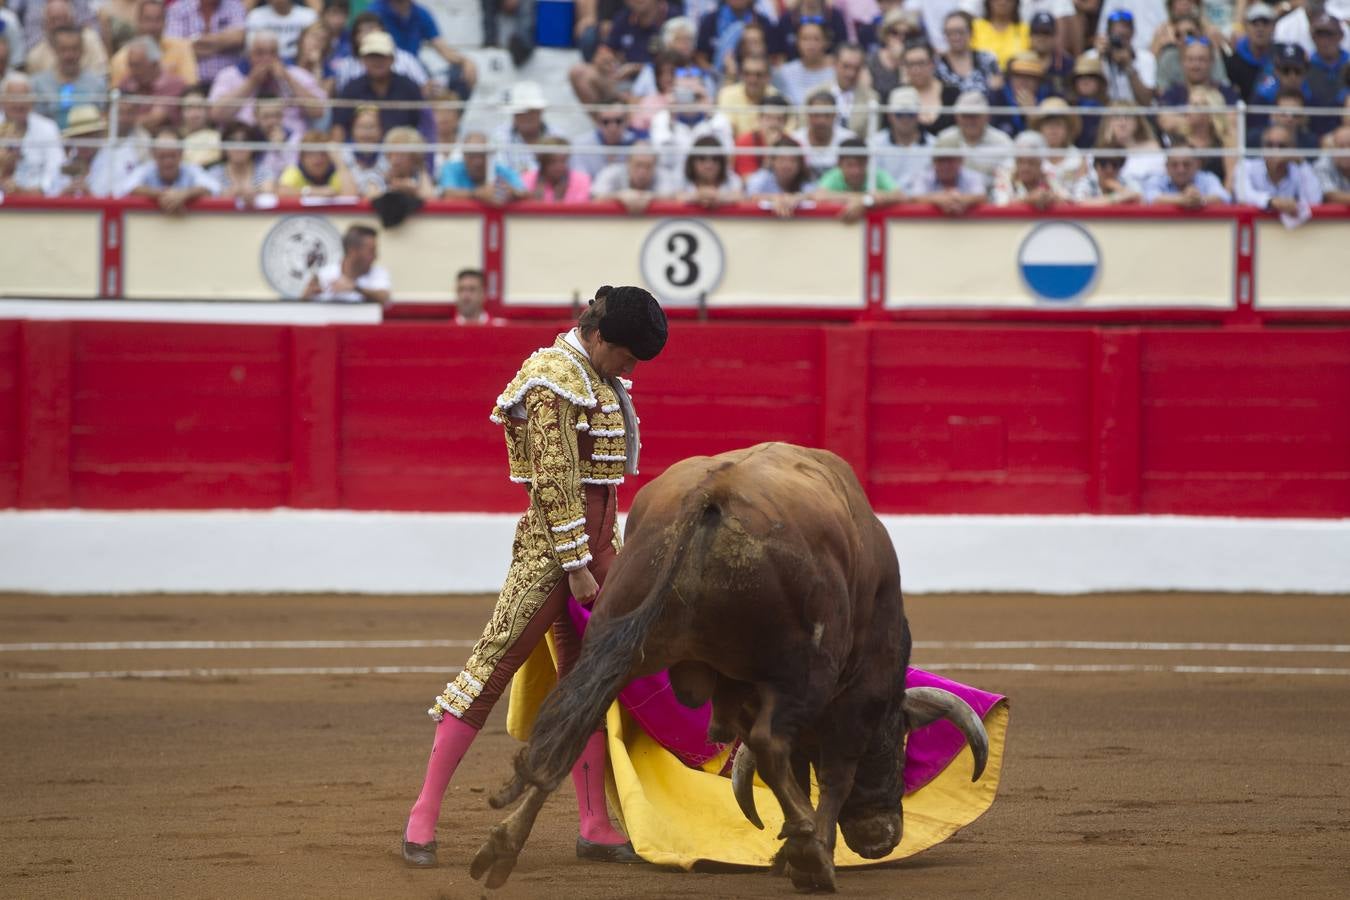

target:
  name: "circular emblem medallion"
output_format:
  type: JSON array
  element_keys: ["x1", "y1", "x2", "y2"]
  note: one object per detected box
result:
[
  {"x1": 1017, "y1": 221, "x2": 1102, "y2": 303},
  {"x1": 639, "y1": 218, "x2": 726, "y2": 306},
  {"x1": 260, "y1": 215, "x2": 344, "y2": 299}
]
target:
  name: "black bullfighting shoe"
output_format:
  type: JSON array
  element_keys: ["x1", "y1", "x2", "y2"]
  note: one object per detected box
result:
[
  {"x1": 401, "y1": 838, "x2": 438, "y2": 868},
  {"x1": 575, "y1": 837, "x2": 642, "y2": 864}
]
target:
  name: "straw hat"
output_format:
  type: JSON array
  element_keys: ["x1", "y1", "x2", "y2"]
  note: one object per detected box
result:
[
  {"x1": 1030, "y1": 96, "x2": 1081, "y2": 141},
  {"x1": 1006, "y1": 52, "x2": 1046, "y2": 78},
  {"x1": 1072, "y1": 55, "x2": 1105, "y2": 80},
  {"x1": 62, "y1": 104, "x2": 107, "y2": 138}
]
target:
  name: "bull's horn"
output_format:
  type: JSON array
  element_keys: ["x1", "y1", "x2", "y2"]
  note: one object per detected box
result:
[
  {"x1": 903, "y1": 687, "x2": 989, "y2": 782},
  {"x1": 731, "y1": 743, "x2": 764, "y2": 830}
]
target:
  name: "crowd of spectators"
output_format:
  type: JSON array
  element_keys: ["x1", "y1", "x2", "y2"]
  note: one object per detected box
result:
[{"x1": 0, "y1": 0, "x2": 1348, "y2": 216}]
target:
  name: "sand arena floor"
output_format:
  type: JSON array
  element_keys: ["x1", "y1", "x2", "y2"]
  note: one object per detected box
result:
[{"x1": 2, "y1": 591, "x2": 1348, "y2": 899}]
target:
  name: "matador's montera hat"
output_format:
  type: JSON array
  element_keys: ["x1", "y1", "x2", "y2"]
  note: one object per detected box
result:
[{"x1": 594, "y1": 285, "x2": 668, "y2": 361}]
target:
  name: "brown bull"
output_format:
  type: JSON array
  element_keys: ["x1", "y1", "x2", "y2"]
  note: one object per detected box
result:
[{"x1": 471, "y1": 442, "x2": 988, "y2": 892}]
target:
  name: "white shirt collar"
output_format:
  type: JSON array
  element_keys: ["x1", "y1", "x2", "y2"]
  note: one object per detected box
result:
[{"x1": 563, "y1": 328, "x2": 590, "y2": 361}]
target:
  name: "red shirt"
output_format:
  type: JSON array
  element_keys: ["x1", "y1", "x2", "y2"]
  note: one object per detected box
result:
[{"x1": 733, "y1": 131, "x2": 768, "y2": 178}]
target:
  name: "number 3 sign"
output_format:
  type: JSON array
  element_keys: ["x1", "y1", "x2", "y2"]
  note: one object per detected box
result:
[{"x1": 639, "y1": 218, "x2": 725, "y2": 305}]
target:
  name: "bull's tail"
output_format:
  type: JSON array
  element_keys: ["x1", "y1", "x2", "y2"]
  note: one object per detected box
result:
[{"x1": 502, "y1": 500, "x2": 719, "y2": 800}]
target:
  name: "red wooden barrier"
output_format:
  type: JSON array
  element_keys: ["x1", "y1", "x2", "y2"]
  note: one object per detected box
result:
[{"x1": 2, "y1": 320, "x2": 1348, "y2": 517}]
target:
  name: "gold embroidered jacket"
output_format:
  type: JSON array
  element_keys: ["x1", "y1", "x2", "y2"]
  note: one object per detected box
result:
[{"x1": 489, "y1": 335, "x2": 629, "y2": 572}]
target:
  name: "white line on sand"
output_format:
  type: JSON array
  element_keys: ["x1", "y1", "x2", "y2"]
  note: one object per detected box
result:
[
  {"x1": 4, "y1": 639, "x2": 1347, "y2": 653},
  {"x1": 7, "y1": 663, "x2": 1350, "y2": 681},
  {"x1": 0, "y1": 640, "x2": 477, "y2": 652},
  {"x1": 3, "y1": 665, "x2": 463, "y2": 680},
  {"x1": 915, "y1": 641, "x2": 1350, "y2": 653}
]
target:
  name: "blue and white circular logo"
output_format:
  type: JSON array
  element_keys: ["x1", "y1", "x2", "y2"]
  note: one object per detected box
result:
[{"x1": 1017, "y1": 221, "x2": 1101, "y2": 303}]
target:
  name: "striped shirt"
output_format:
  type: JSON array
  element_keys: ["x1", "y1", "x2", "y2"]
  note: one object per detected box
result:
[{"x1": 165, "y1": 0, "x2": 248, "y2": 85}]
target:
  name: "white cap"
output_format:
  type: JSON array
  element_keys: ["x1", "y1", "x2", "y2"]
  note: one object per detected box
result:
[
  {"x1": 954, "y1": 90, "x2": 989, "y2": 114},
  {"x1": 505, "y1": 81, "x2": 547, "y2": 114},
  {"x1": 887, "y1": 86, "x2": 920, "y2": 113},
  {"x1": 358, "y1": 31, "x2": 395, "y2": 57},
  {"x1": 1013, "y1": 130, "x2": 1047, "y2": 150}
]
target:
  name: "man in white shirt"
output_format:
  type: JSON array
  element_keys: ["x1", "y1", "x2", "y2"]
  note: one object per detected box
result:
[
  {"x1": 792, "y1": 88, "x2": 856, "y2": 179},
  {"x1": 1274, "y1": 0, "x2": 1350, "y2": 56},
  {"x1": 244, "y1": 0, "x2": 316, "y2": 62},
  {"x1": 1087, "y1": 8, "x2": 1157, "y2": 103},
  {"x1": 305, "y1": 224, "x2": 393, "y2": 303},
  {"x1": 828, "y1": 43, "x2": 879, "y2": 137},
  {"x1": 1236, "y1": 122, "x2": 1325, "y2": 216},
  {"x1": 1095, "y1": 0, "x2": 1164, "y2": 55},
  {"x1": 933, "y1": 90, "x2": 1013, "y2": 178},
  {"x1": 0, "y1": 72, "x2": 64, "y2": 192},
  {"x1": 649, "y1": 72, "x2": 734, "y2": 179}
]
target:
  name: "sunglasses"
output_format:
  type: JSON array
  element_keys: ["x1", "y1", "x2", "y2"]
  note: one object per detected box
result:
[
  {"x1": 1313, "y1": 29, "x2": 1341, "y2": 37},
  {"x1": 1277, "y1": 65, "x2": 1305, "y2": 74},
  {"x1": 1094, "y1": 158, "x2": 1122, "y2": 168},
  {"x1": 1263, "y1": 141, "x2": 1291, "y2": 149},
  {"x1": 599, "y1": 117, "x2": 626, "y2": 125}
]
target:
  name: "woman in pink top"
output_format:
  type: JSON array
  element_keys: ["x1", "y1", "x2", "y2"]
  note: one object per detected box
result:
[{"x1": 522, "y1": 136, "x2": 592, "y2": 202}]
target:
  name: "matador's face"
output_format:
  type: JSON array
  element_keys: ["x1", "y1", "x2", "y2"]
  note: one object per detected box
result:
[{"x1": 588, "y1": 339, "x2": 640, "y2": 379}]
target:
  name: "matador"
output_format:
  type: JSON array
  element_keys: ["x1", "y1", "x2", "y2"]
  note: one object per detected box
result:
[{"x1": 401, "y1": 285, "x2": 669, "y2": 868}]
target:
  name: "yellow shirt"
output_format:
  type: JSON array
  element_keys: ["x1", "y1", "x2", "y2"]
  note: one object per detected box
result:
[
  {"x1": 108, "y1": 37, "x2": 200, "y2": 87},
  {"x1": 971, "y1": 19, "x2": 1030, "y2": 69},
  {"x1": 715, "y1": 82, "x2": 784, "y2": 138},
  {"x1": 279, "y1": 164, "x2": 340, "y2": 191}
]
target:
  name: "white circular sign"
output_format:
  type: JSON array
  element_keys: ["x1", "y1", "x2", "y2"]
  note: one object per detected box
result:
[
  {"x1": 639, "y1": 218, "x2": 725, "y2": 306},
  {"x1": 260, "y1": 215, "x2": 344, "y2": 299}
]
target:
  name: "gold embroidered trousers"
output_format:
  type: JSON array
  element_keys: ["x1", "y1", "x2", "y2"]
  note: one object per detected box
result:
[{"x1": 430, "y1": 483, "x2": 620, "y2": 729}]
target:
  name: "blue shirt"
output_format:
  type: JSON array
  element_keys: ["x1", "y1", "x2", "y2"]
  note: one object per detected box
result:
[
  {"x1": 604, "y1": 7, "x2": 664, "y2": 64},
  {"x1": 1143, "y1": 169, "x2": 1232, "y2": 203},
  {"x1": 368, "y1": 0, "x2": 440, "y2": 55},
  {"x1": 437, "y1": 159, "x2": 525, "y2": 191}
]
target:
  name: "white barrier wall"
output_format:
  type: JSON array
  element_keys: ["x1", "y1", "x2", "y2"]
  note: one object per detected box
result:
[
  {"x1": 2, "y1": 510, "x2": 1347, "y2": 594},
  {"x1": 503, "y1": 214, "x2": 867, "y2": 309},
  {"x1": 1255, "y1": 220, "x2": 1350, "y2": 309},
  {"x1": 887, "y1": 218, "x2": 1234, "y2": 309},
  {"x1": 2, "y1": 204, "x2": 1348, "y2": 310},
  {"x1": 0, "y1": 211, "x2": 102, "y2": 299},
  {"x1": 121, "y1": 210, "x2": 482, "y2": 301}
]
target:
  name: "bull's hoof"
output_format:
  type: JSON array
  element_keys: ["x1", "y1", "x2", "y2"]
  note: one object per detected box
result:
[
  {"x1": 469, "y1": 824, "x2": 522, "y2": 889},
  {"x1": 783, "y1": 834, "x2": 836, "y2": 893}
]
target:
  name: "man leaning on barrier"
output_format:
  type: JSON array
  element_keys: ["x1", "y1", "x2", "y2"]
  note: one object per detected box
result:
[
  {"x1": 907, "y1": 128, "x2": 989, "y2": 215},
  {"x1": 1236, "y1": 122, "x2": 1325, "y2": 218},
  {"x1": 1315, "y1": 124, "x2": 1350, "y2": 204},
  {"x1": 121, "y1": 125, "x2": 220, "y2": 212},
  {"x1": 1143, "y1": 138, "x2": 1232, "y2": 208},
  {"x1": 813, "y1": 135, "x2": 906, "y2": 221}
]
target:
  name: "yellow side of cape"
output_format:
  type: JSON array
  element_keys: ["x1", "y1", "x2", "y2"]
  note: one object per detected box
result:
[{"x1": 506, "y1": 641, "x2": 1009, "y2": 870}]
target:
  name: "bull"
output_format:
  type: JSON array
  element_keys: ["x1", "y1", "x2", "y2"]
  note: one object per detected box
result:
[{"x1": 471, "y1": 442, "x2": 989, "y2": 891}]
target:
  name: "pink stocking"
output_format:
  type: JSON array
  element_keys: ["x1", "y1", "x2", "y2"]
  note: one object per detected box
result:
[
  {"x1": 571, "y1": 730, "x2": 629, "y2": 845},
  {"x1": 405, "y1": 715, "x2": 477, "y2": 845}
]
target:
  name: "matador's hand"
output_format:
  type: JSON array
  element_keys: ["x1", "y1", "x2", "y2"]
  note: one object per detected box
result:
[{"x1": 568, "y1": 567, "x2": 599, "y2": 604}]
